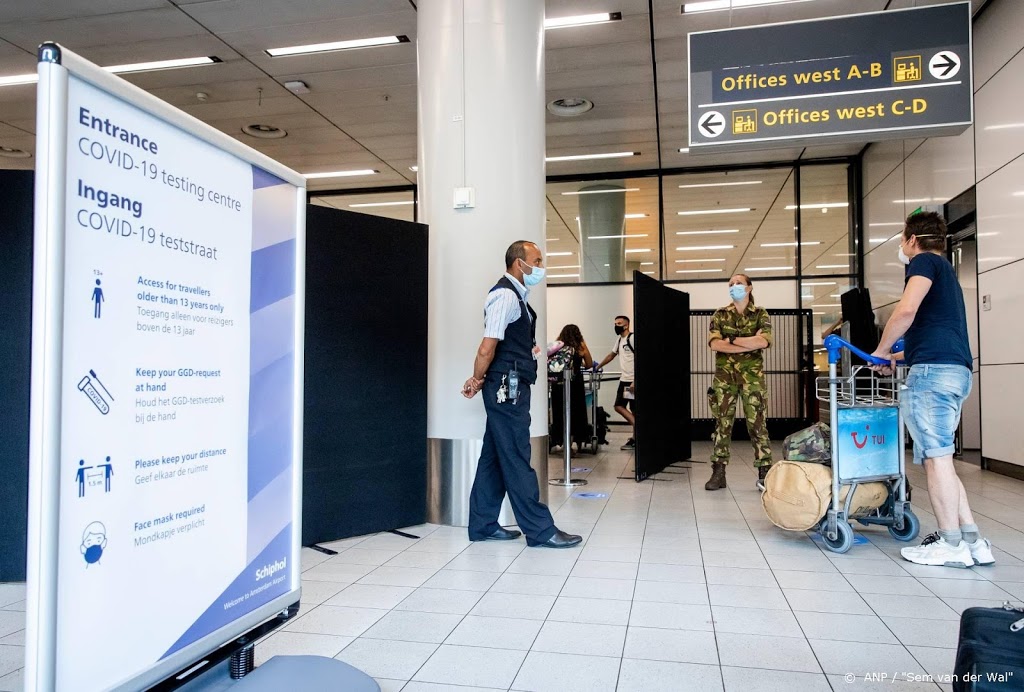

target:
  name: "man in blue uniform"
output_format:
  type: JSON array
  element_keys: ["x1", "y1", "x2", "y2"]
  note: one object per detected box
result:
[{"x1": 462, "y1": 240, "x2": 582, "y2": 549}]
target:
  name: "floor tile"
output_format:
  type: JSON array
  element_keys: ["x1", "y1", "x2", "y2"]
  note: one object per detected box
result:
[
  {"x1": 470, "y1": 592, "x2": 556, "y2": 620},
  {"x1": 703, "y1": 551, "x2": 770, "y2": 569},
  {"x1": 704, "y1": 567, "x2": 773, "y2": 587},
  {"x1": 0, "y1": 631, "x2": 24, "y2": 647},
  {"x1": 764, "y1": 553, "x2": 838, "y2": 573},
  {"x1": 361, "y1": 610, "x2": 462, "y2": 644},
  {"x1": 618, "y1": 659, "x2": 723, "y2": 692},
  {"x1": 794, "y1": 611, "x2": 899, "y2": 644},
  {"x1": 0, "y1": 645, "x2": 21, "y2": 679},
  {"x1": 632, "y1": 580, "x2": 709, "y2": 605},
  {"x1": 845, "y1": 574, "x2": 933, "y2": 597},
  {"x1": 446, "y1": 554, "x2": 517, "y2": 573},
  {"x1": 0, "y1": 584, "x2": 26, "y2": 610},
  {"x1": 906, "y1": 646, "x2": 957, "y2": 681},
  {"x1": 394, "y1": 588, "x2": 482, "y2": 615},
  {"x1": 810, "y1": 639, "x2": 926, "y2": 675},
  {"x1": 916, "y1": 577, "x2": 1013, "y2": 600},
  {"x1": 546, "y1": 596, "x2": 632, "y2": 626},
  {"x1": 284, "y1": 605, "x2": 388, "y2": 637},
  {"x1": 324, "y1": 584, "x2": 415, "y2": 610},
  {"x1": 560, "y1": 576, "x2": 635, "y2": 600},
  {"x1": 711, "y1": 605, "x2": 803, "y2": 638},
  {"x1": 403, "y1": 683, "x2": 503, "y2": 692},
  {"x1": 831, "y1": 558, "x2": 909, "y2": 577},
  {"x1": 531, "y1": 620, "x2": 627, "y2": 657},
  {"x1": 384, "y1": 551, "x2": 457, "y2": 570},
  {"x1": 490, "y1": 572, "x2": 567, "y2": 597},
  {"x1": 299, "y1": 579, "x2": 350, "y2": 607},
  {"x1": 721, "y1": 666, "x2": 832, "y2": 692},
  {"x1": 325, "y1": 548, "x2": 402, "y2": 566},
  {"x1": 358, "y1": 566, "x2": 438, "y2": 588},
  {"x1": 253, "y1": 631, "x2": 353, "y2": 666},
  {"x1": 859, "y1": 593, "x2": 960, "y2": 620},
  {"x1": 629, "y1": 601, "x2": 714, "y2": 631},
  {"x1": 422, "y1": 569, "x2": 501, "y2": 592},
  {"x1": 784, "y1": 588, "x2": 873, "y2": 615},
  {"x1": 637, "y1": 563, "x2": 706, "y2": 583},
  {"x1": 569, "y1": 560, "x2": 638, "y2": 580},
  {"x1": 0, "y1": 614, "x2": 22, "y2": 641},
  {"x1": 505, "y1": 554, "x2": 577, "y2": 577},
  {"x1": 623, "y1": 626, "x2": 719, "y2": 665},
  {"x1": 771, "y1": 570, "x2": 854, "y2": 592},
  {"x1": 335, "y1": 638, "x2": 437, "y2": 680},
  {"x1": 413, "y1": 645, "x2": 526, "y2": 688},
  {"x1": 511, "y1": 651, "x2": 620, "y2": 692},
  {"x1": 708, "y1": 584, "x2": 790, "y2": 610},
  {"x1": 640, "y1": 548, "x2": 704, "y2": 566},
  {"x1": 579, "y1": 545, "x2": 641, "y2": 563},
  {"x1": 825, "y1": 674, "x2": 941, "y2": 690},
  {"x1": 941, "y1": 597, "x2": 1010, "y2": 615},
  {"x1": 716, "y1": 632, "x2": 821, "y2": 673},
  {"x1": 881, "y1": 617, "x2": 961, "y2": 649},
  {"x1": 444, "y1": 615, "x2": 543, "y2": 650},
  {"x1": 302, "y1": 561, "x2": 377, "y2": 583}
]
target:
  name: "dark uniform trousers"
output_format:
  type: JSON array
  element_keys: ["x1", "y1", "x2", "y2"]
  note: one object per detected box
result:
[{"x1": 468, "y1": 373, "x2": 557, "y2": 546}]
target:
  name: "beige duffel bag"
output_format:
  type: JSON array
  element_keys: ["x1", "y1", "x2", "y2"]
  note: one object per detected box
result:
[{"x1": 762, "y1": 461, "x2": 889, "y2": 531}]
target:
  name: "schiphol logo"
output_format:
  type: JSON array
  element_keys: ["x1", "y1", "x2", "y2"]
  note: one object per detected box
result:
[
  {"x1": 850, "y1": 424, "x2": 886, "y2": 450},
  {"x1": 255, "y1": 557, "x2": 287, "y2": 581}
]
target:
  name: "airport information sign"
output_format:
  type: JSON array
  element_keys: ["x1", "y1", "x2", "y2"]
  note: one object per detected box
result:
[{"x1": 688, "y1": 2, "x2": 972, "y2": 152}]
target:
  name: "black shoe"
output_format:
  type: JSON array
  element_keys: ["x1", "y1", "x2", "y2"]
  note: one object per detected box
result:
[
  {"x1": 620, "y1": 438, "x2": 636, "y2": 451},
  {"x1": 473, "y1": 527, "x2": 522, "y2": 542},
  {"x1": 756, "y1": 464, "x2": 771, "y2": 492},
  {"x1": 529, "y1": 529, "x2": 582, "y2": 549}
]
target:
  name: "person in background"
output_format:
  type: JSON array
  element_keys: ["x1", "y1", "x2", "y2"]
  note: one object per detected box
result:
[
  {"x1": 706, "y1": 274, "x2": 774, "y2": 491},
  {"x1": 596, "y1": 316, "x2": 636, "y2": 451},
  {"x1": 462, "y1": 240, "x2": 582, "y2": 549},
  {"x1": 871, "y1": 212, "x2": 993, "y2": 568},
  {"x1": 550, "y1": 324, "x2": 594, "y2": 455}
]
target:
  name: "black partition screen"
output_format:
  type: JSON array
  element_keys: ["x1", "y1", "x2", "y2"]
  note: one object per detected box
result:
[
  {"x1": 633, "y1": 272, "x2": 691, "y2": 481},
  {"x1": 0, "y1": 171, "x2": 33, "y2": 581},
  {"x1": 689, "y1": 308, "x2": 815, "y2": 440},
  {"x1": 302, "y1": 205, "x2": 428, "y2": 545}
]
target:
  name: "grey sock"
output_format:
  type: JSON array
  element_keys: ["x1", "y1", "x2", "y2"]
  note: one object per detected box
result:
[
  {"x1": 938, "y1": 528, "x2": 963, "y2": 546},
  {"x1": 961, "y1": 524, "x2": 980, "y2": 544}
]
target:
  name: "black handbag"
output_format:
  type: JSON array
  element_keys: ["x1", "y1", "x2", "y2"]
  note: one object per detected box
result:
[{"x1": 952, "y1": 603, "x2": 1024, "y2": 692}]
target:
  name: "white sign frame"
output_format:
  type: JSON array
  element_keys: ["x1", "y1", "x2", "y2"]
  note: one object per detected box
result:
[{"x1": 25, "y1": 43, "x2": 307, "y2": 692}]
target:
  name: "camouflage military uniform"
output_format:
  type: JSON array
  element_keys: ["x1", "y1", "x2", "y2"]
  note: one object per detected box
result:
[{"x1": 707, "y1": 301, "x2": 774, "y2": 467}]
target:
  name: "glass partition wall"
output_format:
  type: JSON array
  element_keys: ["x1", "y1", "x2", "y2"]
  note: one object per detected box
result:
[{"x1": 308, "y1": 158, "x2": 860, "y2": 348}]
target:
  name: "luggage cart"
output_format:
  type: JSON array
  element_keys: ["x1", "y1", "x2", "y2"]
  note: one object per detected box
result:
[
  {"x1": 814, "y1": 335, "x2": 919, "y2": 553},
  {"x1": 582, "y1": 370, "x2": 603, "y2": 454}
]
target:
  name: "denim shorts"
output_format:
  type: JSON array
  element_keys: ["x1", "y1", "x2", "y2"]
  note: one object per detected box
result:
[{"x1": 900, "y1": 364, "x2": 972, "y2": 464}]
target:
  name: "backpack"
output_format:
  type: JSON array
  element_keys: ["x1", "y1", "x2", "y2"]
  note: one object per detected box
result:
[
  {"x1": 783, "y1": 423, "x2": 831, "y2": 463},
  {"x1": 596, "y1": 407, "x2": 609, "y2": 445}
]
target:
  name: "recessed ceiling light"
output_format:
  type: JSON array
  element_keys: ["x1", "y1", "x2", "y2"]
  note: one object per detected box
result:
[
  {"x1": 677, "y1": 208, "x2": 752, "y2": 216},
  {"x1": 760, "y1": 241, "x2": 821, "y2": 247},
  {"x1": 549, "y1": 251, "x2": 575, "y2": 257},
  {"x1": 242, "y1": 124, "x2": 287, "y2": 139},
  {"x1": 801, "y1": 281, "x2": 837, "y2": 286},
  {"x1": 588, "y1": 234, "x2": 649, "y2": 240},
  {"x1": 546, "y1": 237, "x2": 559, "y2": 242},
  {"x1": 675, "y1": 229, "x2": 739, "y2": 236},
  {"x1": 744, "y1": 266, "x2": 794, "y2": 271},
  {"x1": 549, "y1": 273, "x2": 581, "y2": 278},
  {"x1": 561, "y1": 187, "x2": 639, "y2": 196},
  {"x1": 985, "y1": 123, "x2": 1024, "y2": 131},
  {"x1": 0, "y1": 56, "x2": 220, "y2": 87},
  {"x1": 266, "y1": 36, "x2": 408, "y2": 57},
  {"x1": 676, "y1": 258, "x2": 726, "y2": 263},
  {"x1": 815, "y1": 264, "x2": 848, "y2": 269},
  {"x1": 676, "y1": 268, "x2": 724, "y2": 274},
  {"x1": 869, "y1": 222, "x2": 904, "y2": 227},
  {"x1": 812, "y1": 303, "x2": 842, "y2": 308},
  {"x1": 679, "y1": 181, "x2": 762, "y2": 189},
  {"x1": 548, "y1": 264, "x2": 581, "y2": 270},
  {"x1": 893, "y1": 198, "x2": 936, "y2": 204},
  {"x1": 348, "y1": 200, "x2": 414, "y2": 208},
  {"x1": 784, "y1": 203, "x2": 848, "y2": 210},
  {"x1": 642, "y1": 271, "x2": 655, "y2": 275},
  {"x1": 304, "y1": 169, "x2": 378, "y2": 179},
  {"x1": 625, "y1": 248, "x2": 651, "y2": 254},
  {"x1": 547, "y1": 98, "x2": 595, "y2": 117},
  {"x1": 678, "y1": 147, "x2": 690, "y2": 153},
  {"x1": 869, "y1": 237, "x2": 894, "y2": 243},
  {"x1": 641, "y1": 262, "x2": 655, "y2": 266},
  {"x1": 676, "y1": 245, "x2": 735, "y2": 251},
  {"x1": 682, "y1": 0, "x2": 818, "y2": 14},
  {"x1": 0, "y1": 146, "x2": 31, "y2": 158},
  {"x1": 409, "y1": 165, "x2": 418, "y2": 172},
  {"x1": 625, "y1": 213, "x2": 649, "y2": 219},
  {"x1": 546, "y1": 151, "x2": 638, "y2": 162},
  {"x1": 544, "y1": 12, "x2": 622, "y2": 29}
]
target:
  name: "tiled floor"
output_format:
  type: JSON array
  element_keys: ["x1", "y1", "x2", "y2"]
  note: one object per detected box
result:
[{"x1": 3, "y1": 435, "x2": 1024, "y2": 691}]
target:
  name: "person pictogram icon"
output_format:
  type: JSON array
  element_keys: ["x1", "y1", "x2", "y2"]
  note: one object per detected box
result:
[{"x1": 92, "y1": 279, "x2": 104, "y2": 319}]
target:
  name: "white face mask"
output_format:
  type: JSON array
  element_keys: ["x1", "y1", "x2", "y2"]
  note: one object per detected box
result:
[{"x1": 897, "y1": 244, "x2": 911, "y2": 265}]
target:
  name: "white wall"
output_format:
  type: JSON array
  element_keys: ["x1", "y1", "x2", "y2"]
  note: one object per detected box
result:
[{"x1": 861, "y1": 0, "x2": 1024, "y2": 468}]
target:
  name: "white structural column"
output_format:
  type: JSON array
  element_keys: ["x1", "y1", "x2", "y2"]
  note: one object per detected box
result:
[{"x1": 419, "y1": 0, "x2": 548, "y2": 525}]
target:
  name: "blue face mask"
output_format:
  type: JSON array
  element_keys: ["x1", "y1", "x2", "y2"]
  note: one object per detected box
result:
[
  {"x1": 729, "y1": 283, "x2": 747, "y2": 301},
  {"x1": 520, "y1": 260, "x2": 546, "y2": 287}
]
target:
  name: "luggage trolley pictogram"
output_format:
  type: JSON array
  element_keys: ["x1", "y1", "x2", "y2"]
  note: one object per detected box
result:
[{"x1": 814, "y1": 335, "x2": 920, "y2": 553}]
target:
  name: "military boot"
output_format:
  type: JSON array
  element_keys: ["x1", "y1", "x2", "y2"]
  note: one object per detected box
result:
[
  {"x1": 705, "y1": 462, "x2": 727, "y2": 491},
  {"x1": 757, "y1": 464, "x2": 771, "y2": 492}
]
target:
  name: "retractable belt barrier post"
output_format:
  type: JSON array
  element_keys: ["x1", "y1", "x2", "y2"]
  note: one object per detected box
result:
[{"x1": 550, "y1": 368, "x2": 586, "y2": 488}]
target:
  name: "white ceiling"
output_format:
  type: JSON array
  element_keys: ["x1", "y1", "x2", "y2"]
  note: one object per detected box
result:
[{"x1": 0, "y1": 0, "x2": 986, "y2": 187}]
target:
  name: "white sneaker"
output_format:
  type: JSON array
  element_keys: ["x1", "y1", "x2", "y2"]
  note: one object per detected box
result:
[
  {"x1": 966, "y1": 537, "x2": 995, "y2": 566},
  {"x1": 900, "y1": 533, "x2": 973, "y2": 568}
]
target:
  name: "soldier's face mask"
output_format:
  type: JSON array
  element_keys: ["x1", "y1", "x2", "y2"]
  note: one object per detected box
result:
[{"x1": 729, "y1": 284, "x2": 748, "y2": 301}]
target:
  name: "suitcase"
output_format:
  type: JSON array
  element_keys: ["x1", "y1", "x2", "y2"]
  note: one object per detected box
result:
[{"x1": 952, "y1": 603, "x2": 1024, "y2": 692}]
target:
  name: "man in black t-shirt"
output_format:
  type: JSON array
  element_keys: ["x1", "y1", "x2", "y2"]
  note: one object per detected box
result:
[{"x1": 871, "y1": 212, "x2": 993, "y2": 569}]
